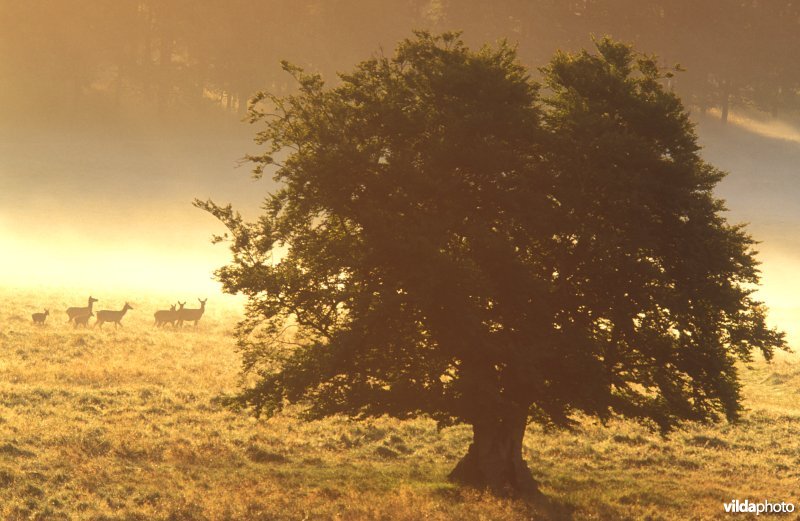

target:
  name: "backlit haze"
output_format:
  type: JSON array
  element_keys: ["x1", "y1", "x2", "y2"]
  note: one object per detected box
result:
[
  {"x1": 0, "y1": 131, "x2": 260, "y2": 298},
  {"x1": 1, "y1": 2, "x2": 799, "y2": 344}
]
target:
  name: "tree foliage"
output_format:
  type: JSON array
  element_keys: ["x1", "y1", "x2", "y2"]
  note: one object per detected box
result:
[{"x1": 198, "y1": 32, "x2": 785, "y2": 491}]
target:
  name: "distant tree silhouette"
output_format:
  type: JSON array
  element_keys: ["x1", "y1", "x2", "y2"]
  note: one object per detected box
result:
[
  {"x1": 6, "y1": 1, "x2": 800, "y2": 125},
  {"x1": 198, "y1": 32, "x2": 785, "y2": 494}
]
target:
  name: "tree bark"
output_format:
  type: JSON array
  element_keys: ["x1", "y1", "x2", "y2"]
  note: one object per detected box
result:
[
  {"x1": 157, "y1": 24, "x2": 173, "y2": 115},
  {"x1": 449, "y1": 412, "x2": 538, "y2": 495},
  {"x1": 239, "y1": 90, "x2": 249, "y2": 117},
  {"x1": 772, "y1": 88, "x2": 780, "y2": 118},
  {"x1": 115, "y1": 61, "x2": 125, "y2": 107},
  {"x1": 720, "y1": 81, "x2": 730, "y2": 124}
]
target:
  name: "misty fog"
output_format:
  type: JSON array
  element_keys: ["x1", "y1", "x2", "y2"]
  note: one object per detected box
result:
[{"x1": 2, "y1": 1, "x2": 800, "y2": 340}]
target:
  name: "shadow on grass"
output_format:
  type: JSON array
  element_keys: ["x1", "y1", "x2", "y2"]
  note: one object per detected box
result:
[{"x1": 431, "y1": 483, "x2": 579, "y2": 520}]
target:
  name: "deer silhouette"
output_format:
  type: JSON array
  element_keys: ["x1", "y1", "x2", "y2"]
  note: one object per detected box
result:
[
  {"x1": 66, "y1": 296, "x2": 97, "y2": 323},
  {"x1": 32, "y1": 309, "x2": 49, "y2": 324},
  {"x1": 95, "y1": 302, "x2": 133, "y2": 329},
  {"x1": 154, "y1": 302, "x2": 183, "y2": 327},
  {"x1": 177, "y1": 298, "x2": 206, "y2": 327},
  {"x1": 73, "y1": 311, "x2": 93, "y2": 328}
]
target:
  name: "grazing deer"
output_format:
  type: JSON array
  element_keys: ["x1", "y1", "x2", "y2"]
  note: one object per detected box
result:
[
  {"x1": 95, "y1": 302, "x2": 133, "y2": 329},
  {"x1": 67, "y1": 296, "x2": 98, "y2": 323},
  {"x1": 73, "y1": 311, "x2": 93, "y2": 328},
  {"x1": 177, "y1": 298, "x2": 206, "y2": 327},
  {"x1": 32, "y1": 309, "x2": 49, "y2": 324},
  {"x1": 153, "y1": 303, "x2": 181, "y2": 327}
]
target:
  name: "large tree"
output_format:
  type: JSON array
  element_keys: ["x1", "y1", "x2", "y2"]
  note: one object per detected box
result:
[{"x1": 198, "y1": 32, "x2": 785, "y2": 493}]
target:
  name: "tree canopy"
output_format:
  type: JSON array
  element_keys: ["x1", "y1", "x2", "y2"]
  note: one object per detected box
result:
[{"x1": 198, "y1": 32, "x2": 785, "y2": 493}]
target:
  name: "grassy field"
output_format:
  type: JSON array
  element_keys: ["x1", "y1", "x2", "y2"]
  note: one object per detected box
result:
[{"x1": 1, "y1": 288, "x2": 799, "y2": 520}]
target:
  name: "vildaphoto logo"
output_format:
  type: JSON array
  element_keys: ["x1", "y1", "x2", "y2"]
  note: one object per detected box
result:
[{"x1": 724, "y1": 500, "x2": 795, "y2": 515}]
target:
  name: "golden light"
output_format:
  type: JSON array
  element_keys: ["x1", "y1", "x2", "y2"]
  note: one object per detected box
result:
[{"x1": 0, "y1": 213, "x2": 231, "y2": 298}]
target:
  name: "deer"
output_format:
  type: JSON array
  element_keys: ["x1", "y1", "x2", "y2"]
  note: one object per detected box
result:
[
  {"x1": 31, "y1": 309, "x2": 49, "y2": 324},
  {"x1": 177, "y1": 298, "x2": 206, "y2": 327},
  {"x1": 95, "y1": 302, "x2": 133, "y2": 329},
  {"x1": 67, "y1": 296, "x2": 98, "y2": 323},
  {"x1": 154, "y1": 302, "x2": 183, "y2": 327},
  {"x1": 172, "y1": 301, "x2": 186, "y2": 327},
  {"x1": 73, "y1": 311, "x2": 93, "y2": 328},
  {"x1": 153, "y1": 304, "x2": 175, "y2": 327}
]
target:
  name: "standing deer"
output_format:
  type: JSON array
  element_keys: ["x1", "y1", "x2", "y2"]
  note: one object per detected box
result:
[
  {"x1": 177, "y1": 298, "x2": 206, "y2": 327},
  {"x1": 66, "y1": 296, "x2": 98, "y2": 323},
  {"x1": 153, "y1": 304, "x2": 175, "y2": 327},
  {"x1": 172, "y1": 301, "x2": 186, "y2": 327},
  {"x1": 32, "y1": 309, "x2": 49, "y2": 324},
  {"x1": 153, "y1": 303, "x2": 183, "y2": 327},
  {"x1": 95, "y1": 302, "x2": 133, "y2": 329},
  {"x1": 74, "y1": 311, "x2": 93, "y2": 328}
]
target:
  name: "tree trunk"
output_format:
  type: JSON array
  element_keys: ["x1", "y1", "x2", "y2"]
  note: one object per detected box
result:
[
  {"x1": 449, "y1": 412, "x2": 538, "y2": 495},
  {"x1": 115, "y1": 62, "x2": 125, "y2": 107},
  {"x1": 772, "y1": 87, "x2": 781, "y2": 118},
  {"x1": 239, "y1": 90, "x2": 249, "y2": 117},
  {"x1": 720, "y1": 81, "x2": 730, "y2": 124},
  {"x1": 157, "y1": 26, "x2": 173, "y2": 115}
]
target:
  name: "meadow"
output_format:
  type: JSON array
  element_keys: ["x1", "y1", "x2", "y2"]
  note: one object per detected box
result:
[{"x1": 1, "y1": 288, "x2": 799, "y2": 520}]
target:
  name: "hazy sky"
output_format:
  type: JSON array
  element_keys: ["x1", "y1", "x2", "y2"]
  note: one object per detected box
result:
[{"x1": 0, "y1": 121, "x2": 273, "y2": 297}]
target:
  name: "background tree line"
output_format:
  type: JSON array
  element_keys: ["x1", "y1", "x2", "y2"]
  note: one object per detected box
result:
[{"x1": 2, "y1": 0, "x2": 798, "y2": 127}]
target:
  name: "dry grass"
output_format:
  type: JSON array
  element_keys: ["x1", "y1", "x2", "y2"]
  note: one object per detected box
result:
[{"x1": 1, "y1": 287, "x2": 798, "y2": 520}]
